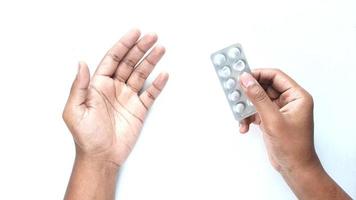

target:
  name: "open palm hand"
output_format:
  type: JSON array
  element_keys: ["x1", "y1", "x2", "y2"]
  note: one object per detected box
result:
[{"x1": 63, "y1": 29, "x2": 168, "y2": 166}]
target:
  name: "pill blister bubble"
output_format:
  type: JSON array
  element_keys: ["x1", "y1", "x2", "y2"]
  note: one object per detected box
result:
[
  {"x1": 224, "y1": 78, "x2": 236, "y2": 90},
  {"x1": 233, "y1": 103, "x2": 245, "y2": 113},
  {"x1": 228, "y1": 90, "x2": 241, "y2": 102},
  {"x1": 227, "y1": 47, "x2": 241, "y2": 60},
  {"x1": 213, "y1": 54, "x2": 226, "y2": 66},
  {"x1": 232, "y1": 60, "x2": 246, "y2": 71},
  {"x1": 218, "y1": 66, "x2": 231, "y2": 78}
]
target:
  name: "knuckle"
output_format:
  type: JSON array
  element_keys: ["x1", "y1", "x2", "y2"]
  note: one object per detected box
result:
[
  {"x1": 135, "y1": 44, "x2": 146, "y2": 54},
  {"x1": 129, "y1": 85, "x2": 140, "y2": 93},
  {"x1": 152, "y1": 83, "x2": 162, "y2": 92},
  {"x1": 279, "y1": 92, "x2": 289, "y2": 103},
  {"x1": 147, "y1": 90, "x2": 156, "y2": 101},
  {"x1": 118, "y1": 41, "x2": 130, "y2": 50},
  {"x1": 127, "y1": 80, "x2": 141, "y2": 92},
  {"x1": 123, "y1": 57, "x2": 136, "y2": 68},
  {"x1": 107, "y1": 52, "x2": 121, "y2": 63},
  {"x1": 145, "y1": 57, "x2": 156, "y2": 66},
  {"x1": 134, "y1": 69, "x2": 147, "y2": 80}
]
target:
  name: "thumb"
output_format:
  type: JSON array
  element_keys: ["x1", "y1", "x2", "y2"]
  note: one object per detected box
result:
[
  {"x1": 67, "y1": 61, "x2": 90, "y2": 107},
  {"x1": 239, "y1": 72, "x2": 279, "y2": 122}
]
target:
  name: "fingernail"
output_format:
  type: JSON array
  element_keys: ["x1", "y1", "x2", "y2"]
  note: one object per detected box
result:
[{"x1": 240, "y1": 72, "x2": 256, "y2": 88}]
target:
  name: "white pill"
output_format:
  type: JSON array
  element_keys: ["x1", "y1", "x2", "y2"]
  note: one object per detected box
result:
[
  {"x1": 227, "y1": 47, "x2": 241, "y2": 60},
  {"x1": 218, "y1": 66, "x2": 231, "y2": 78},
  {"x1": 232, "y1": 60, "x2": 246, "y2": 71},
  {"x1": 224, "y1": 78, "x2": 236, "y2": 90},
  {"x1": 213, "y1": 54, "x2": 226, "y2": 66},
  {"x1": 228, "y1": 90, "x2": 241, "y2": 101},
  {"x1": 233, "y1": 103, "x2": 245, "y2": 113}
]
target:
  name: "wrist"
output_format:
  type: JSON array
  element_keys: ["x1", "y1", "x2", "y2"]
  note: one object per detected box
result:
[
  {"x1": 281, "y1": 159, "x2": 326, "y2": 198},
  {"x1": 279, "y1": 154, "x2": 322, "y2": 178},
  {"x1": 280, "y1": 158, "x2": 351, "y2": 199},
  {"x1": 280, "y1": 158, "x2": 325, "y2": 183},
  {"x1": 65, "y1": 152, "x2": 119, "y2": 200},
  {"x1": 74, "y1": 143, "x2": 122, "y2": 171},
  {"x1": 74, "y1": 153, "x2": 120, "y2": 173}
]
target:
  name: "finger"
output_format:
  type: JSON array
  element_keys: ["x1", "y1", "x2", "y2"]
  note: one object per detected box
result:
[
  {"x1": 252, "y1": 68, "x2": 300, "y2": 94},
  {"x1": 239, "y1": 115, "x2": 258, "y2": 133},
  {"x1": 239, "y1": 119, "x2": 249, "y2": 133},
  {"x1": 67, "y1": 61, "x2": 90, "y2": 107},
  {"x1": 94, "y1": 29, "x2": 141, "y2": 77},
  {"x1": 139, "y1": 72, "x2": 169, "y2": 110},
  {"x1": 259, "y1": 82, "x2": 281, "y2": 99},
  {"x1": 127, "y1": 45, "x2": 165, "y2": 92},
  {"x1": 239, "y1": 72, "x2": 280, "y2": 123},
  {"x1": 239, "y1": 117, "x2": 252, "y2": 133},
  {"x1": 114, "y1": 33, "x2": 158, "y2": 82},
  {"x1": 253, "y1": 69, "x2": 305, "y2": 107},
  {"x1": 265, "y1": 85, "x2": 280, "y2": 100}
]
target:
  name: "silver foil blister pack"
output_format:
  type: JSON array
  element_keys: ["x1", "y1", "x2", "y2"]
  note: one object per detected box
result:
[{"x1": 210, "y1": 44, "x2": 256, "y2": 121}]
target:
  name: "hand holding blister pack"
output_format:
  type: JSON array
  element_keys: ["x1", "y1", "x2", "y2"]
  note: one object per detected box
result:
[{"x1": 211, "y1": 44, "x2": 256, "y2": 121}]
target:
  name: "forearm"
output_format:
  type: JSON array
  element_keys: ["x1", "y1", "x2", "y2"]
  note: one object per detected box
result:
[
  {"x1": 64, "y1": 154, "x2": 119, "y2": 200},
  {"x1": 281, "y1": 161, "x2": 351, "y2": 200}
]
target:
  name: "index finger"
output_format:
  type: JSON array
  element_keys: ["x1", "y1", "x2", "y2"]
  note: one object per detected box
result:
[{"x1": 252, "y1": 68, "x2": 301, "y2": 93}]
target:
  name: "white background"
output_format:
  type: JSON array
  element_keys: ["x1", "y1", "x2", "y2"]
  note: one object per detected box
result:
[{"x1": 0, "y1": 0, "x2": 355, "y2": 199}]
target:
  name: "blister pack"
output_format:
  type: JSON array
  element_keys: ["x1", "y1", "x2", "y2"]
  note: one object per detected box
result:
[{"x1": 210, "y1": 44, "x2": 256, "y2": 121}]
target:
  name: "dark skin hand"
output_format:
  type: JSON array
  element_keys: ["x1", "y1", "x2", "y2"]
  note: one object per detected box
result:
[
  {"x1": 63, "y1": 29, "x2": 169, "y2": 200},
  {"x1": 239, "y1": 69, "x2": 351, "y2": 200}
]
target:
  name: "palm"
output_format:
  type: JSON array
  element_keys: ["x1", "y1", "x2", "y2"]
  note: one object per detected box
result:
[
  {"x1": 63, "y1": 29, "x2": 168, "y2": 166},
  {"x1": 90, "y1": 76, "x2": 146, "y2": 135},
  {"x1": 82, "y1": 77, "x2": 145, "y2": 157}
]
